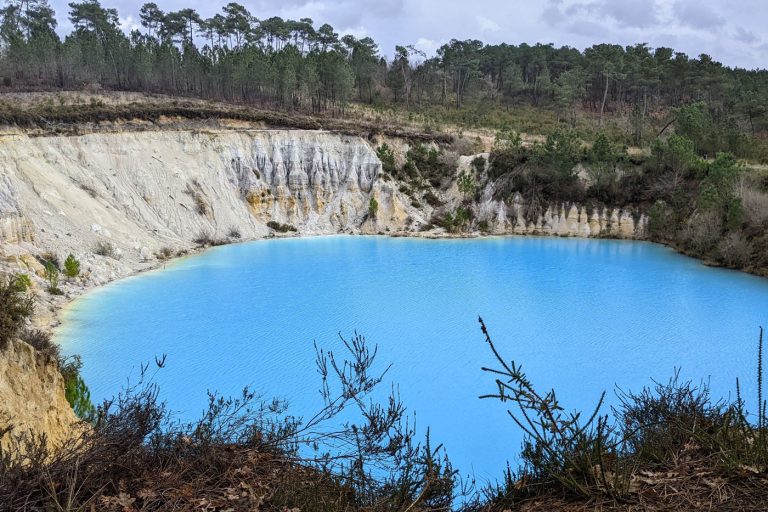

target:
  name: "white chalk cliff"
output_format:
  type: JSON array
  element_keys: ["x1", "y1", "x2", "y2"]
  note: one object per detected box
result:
[{"x1": 0, "y1": 129, "x2": 647, "y2": 280}]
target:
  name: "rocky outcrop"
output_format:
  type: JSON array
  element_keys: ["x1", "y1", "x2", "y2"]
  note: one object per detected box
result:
[
  {"x1": 0, "y1": 214, "x2": 35, "y2": 244},
  {"x1": 478, "y1": 194, "x2": 647, "y2": 238},
  {"x1": 0, "y1": 130, "x2": 391, "y2": 278},
  {"x1": 0, "y1": 129, "x2": 648, "y2": 249},
  {"x1": 234, "y1": 131, "x2": 379, "y2": 230},
  {"x1": 0, "y1": 338, "x2": 78, "y2": 451}
]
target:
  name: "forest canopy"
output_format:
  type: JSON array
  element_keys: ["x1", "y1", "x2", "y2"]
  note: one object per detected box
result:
[{"x1": 0, "y1": 0, "x2": 767, "y2": 147}]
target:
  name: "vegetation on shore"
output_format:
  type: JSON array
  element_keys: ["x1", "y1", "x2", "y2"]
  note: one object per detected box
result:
[{"x1": 482, "y1": 117, "x2": 768, "y2": 276}]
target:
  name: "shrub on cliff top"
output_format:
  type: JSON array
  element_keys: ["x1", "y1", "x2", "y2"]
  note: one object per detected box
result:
[
  {"x1": 479, "y1": 319, "x2": 768, "y2": 507},
  {"x1": 376, "y1": 143, "x2": 397, "y2": 176},
  {"x1": 20, "y1": 328, "x2": 60, "y2": 361}
]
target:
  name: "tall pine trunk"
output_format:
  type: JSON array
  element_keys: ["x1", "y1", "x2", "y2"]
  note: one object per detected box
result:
[{"x1": 599, "y1": 74, "x2": 609, "y2": 126}]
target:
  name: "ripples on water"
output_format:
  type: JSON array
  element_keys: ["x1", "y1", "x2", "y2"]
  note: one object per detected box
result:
[{"x1": 57, "y1": 236, "x2": 768, "y2": 481}]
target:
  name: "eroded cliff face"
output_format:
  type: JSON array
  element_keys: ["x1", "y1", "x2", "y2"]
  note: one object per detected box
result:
[
  {"x1": 0, "y1": 130, "x2": 381, "y2": 260},
  {"x1": 0, "y1": 129, "x2": 649, "y2": 290},
  {"x1": 476, "y1": 193, "x2": 647, "y2": 238},
  {"x1": 0, "y1": 338, "x2": 78, "y2": 451}
]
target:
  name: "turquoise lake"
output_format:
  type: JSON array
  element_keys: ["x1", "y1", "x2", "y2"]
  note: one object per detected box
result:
[{"x1": 56, "y1": 236, "x2": 768, "y2": 482}]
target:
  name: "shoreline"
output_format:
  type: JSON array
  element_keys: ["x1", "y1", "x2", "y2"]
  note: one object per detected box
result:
[
  {"x1": 48, "y1": 228, "x2": 764, "y2": 346},
  {"x1": 45, "y1": 229, "x2": 561, "y2": 334}
]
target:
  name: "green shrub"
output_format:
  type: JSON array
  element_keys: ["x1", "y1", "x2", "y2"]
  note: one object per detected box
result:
[
  {"x1": 457, "y1": 171, "x2": 476, "y2": 199},
  {"x1": 725, "y1": 197, "x2": 746, "y2": 230},
  {"x1": 489, "y1": 129, "x2": 533, "y2": 182},
  {"x1": 531, "y1": 129, "x2": 583, "y2": 179},
  {"x1": 651, "y1": 135, "x2": 698, "y2": 177},
  {"x1": 647, "y1": 200, "x2": 674, "y2": 238},
  {"x1": 368, "y1": 197, "x2": 379, "y2": 218},
  {"x1": 402, "y1": 156, "x2": 418, "y2": 179},
  {"x1": 471, "y1": 155, "x2": 486, "y2": 174},
  {"x1": 585, "y1": 133, "x2": 622, "y2": 189},
  {"x1": 44, "y1": 262, "x2": 61, "y2": 295},
  {"x1": 63, "y1": 254, "x2": 81, "y2": 279},
  {"x1": 65, "y1": 373, "x2": 96, "y2": 421},
  {"x1": 407, "y1": 143, "x2": 448, "y2": 181},
  {"x1": 266, "y1": 221, "x2": 297, "y2": 233},
  {"x1": 454, "y1": 206, "x2": 471, "y2": 231},
  {"x1": 433, "y1": 207, "x2": 472, "y2": 233},
  {"x1": 0, "y1": 275, "x2": 35, "y2": 350},
  {"x1": 376, "y1": 143, "x2": 397, "y2": 175},
  {"x1": 13, "y1": 274, "x2": 31, "y2": 292}
]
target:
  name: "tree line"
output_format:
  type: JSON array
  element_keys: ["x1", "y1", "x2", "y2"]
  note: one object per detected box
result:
[{"x1": 1, "y1": 0, "x2": 767, "y2": 136}]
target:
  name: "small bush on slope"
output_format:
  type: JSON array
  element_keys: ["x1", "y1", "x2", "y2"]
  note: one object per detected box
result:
[
  {"x1": 64, "y1": 254, "x2": 81, "y2": 279},
  {"x1": 0, "y1": 275, "x2": 34, "y2": 350}
]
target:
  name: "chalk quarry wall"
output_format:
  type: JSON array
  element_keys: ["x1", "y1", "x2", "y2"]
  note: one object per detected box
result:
[{"x1": 0, "y1": 130, "x2": 646, "y2": 269}]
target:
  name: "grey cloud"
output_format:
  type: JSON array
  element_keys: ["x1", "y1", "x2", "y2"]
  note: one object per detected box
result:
[
  {"x1": 564, "y1": 19, "x2": 610, "y2": 37},
  {"x1": 545, "y1": 0, "x2": 660, "y2": 29},
  {"x1": 673, "y1": 0, "x2": 725, "y2": 29},
  {"x1": 541, "y1": 0, "x2": 567, "y2": 25},
  {"x1": 734, "y1": 27, "x2": 759, "y2": 44},
  {"x1": 598, "y1": 0, "x2": 660, "y2": 28},
  {"x1": 46, "y1": 0, "x2": 768, "y2": 69}
]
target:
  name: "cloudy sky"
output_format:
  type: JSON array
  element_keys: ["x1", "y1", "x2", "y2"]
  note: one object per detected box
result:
[{"x1": 48, "y1": 0, "x2": 768, "y2": 69}]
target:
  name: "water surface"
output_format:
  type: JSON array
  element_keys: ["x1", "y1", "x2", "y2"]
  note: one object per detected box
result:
[{"x1": 57, "y1": 236, "x2": 768, "y2": 481}]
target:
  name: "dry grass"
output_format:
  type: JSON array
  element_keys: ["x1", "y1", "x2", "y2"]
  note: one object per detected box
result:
[
  {"x1": 737, "y1": 183, "x2": 768, "y2": 226},
  {"x1": 0, "y1": 91, "x2": 453, "y2": 143},
  {"x1": 504, "y1": 467, "x2": 768, "y2": 512}
]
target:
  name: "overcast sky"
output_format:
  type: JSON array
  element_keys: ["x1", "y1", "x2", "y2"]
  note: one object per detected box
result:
[{"x1": 48, "y1": 0, "x2": 768, "y2": 69}]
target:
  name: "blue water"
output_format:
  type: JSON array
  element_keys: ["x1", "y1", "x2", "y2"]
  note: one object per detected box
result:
[{"x1": 56, "y1": 236, "x2": 768, "y2": 482}]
